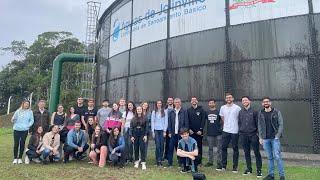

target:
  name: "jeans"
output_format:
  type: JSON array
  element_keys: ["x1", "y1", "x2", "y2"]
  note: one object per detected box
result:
[
  {"x1": 168, "y1": 134, "x2": 181, "y2": 166},
  {"x1": 221, "y1": 132, "x2": 239, "y2": 169},
  {"x1": 180, "y1": 145, "x2": 200, "y2": 172},
  {"x1": 154, "y1": 130, "x2": 164, "y2": 163},
  {"x1": 26, "y1": 149, "x2": 41, "y2": 160},
  {"x1": 240, "y1": 134, "x2": 262, "y2": 171},
  {"x1": 42, "y1": 148, "x2": 60, "y2": 161},
  {"x1": 124, "y1": 129, "x2": 133, "y2": 161},
  {"x1": 13, "y1": 130, "x2": 28, "y2": 159},
  {"x1": 207, "y1": 135, "x2": 222, "y2": 165},
  {"x1": 133, "y1": 134, "x2": 147, "y2": 162},
  {"x1": 63, "y1": 143, "x2": 89, "y2": 162},
  {"x1": 190, "y1": 133, "x2": 203, "y2": 164},
  {"x1": 263, "y1": 138, "x2": 285, "y2": 177},
  {"x1": 163, "y1": 131, "x2": 170, "y2": 160}
]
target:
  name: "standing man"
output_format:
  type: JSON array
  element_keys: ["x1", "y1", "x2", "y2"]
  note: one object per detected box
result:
[
  {"x1": 167, "y1": 98, "x2": 189, "y2": 167},
  {"x1": 238, "y1": 96, "x2": 262, "y2": 177},
  {"x1": 219, "y1": 93, "x2": 241, "y2": 172},
  {"x1": 204, "y1": 99, "x2": 223, "y2": 171},
  {"x1": 187, "y1": 97, "x2": 205, "y2": 165},
  {"x1": 119, "y1": 98, "x2": 126, "y2": 114},
  {"x1": 97, "y1": 99, "x2": 112, "y2": 128},
  {"x1": 82, "y1": 98, "x2": 98, "y2": 130},
  {"x1": 258, "y1": 97, "x2": 285, "y2": 180},
  {"x1": 74, "y1": 97, "x2": 87, "y2": 118},
  {"x1": 32, "y1": 100, "x2": 50, "y2": 133},
  {"x1": 164, "y1": 97, "x2": 174, "y2": 161}
]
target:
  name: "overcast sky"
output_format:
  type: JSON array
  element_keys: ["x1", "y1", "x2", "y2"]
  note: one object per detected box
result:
[{"x1": 0, "y1": 0, "x2": 115, "y2": 69}]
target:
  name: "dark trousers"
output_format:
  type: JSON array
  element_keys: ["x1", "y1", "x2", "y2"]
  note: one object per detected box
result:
[
  {"x1": 190, "y1": 133, "x2": 203, "y2": 164},
  {"x1": 134, "y1": 135, "x2": 147, "y2": 162},
  {"x1": 240, "y1": 134, "x2": 262, "y2": 171},
  {"x1": 110, "y1": 149, "x2": 125, "y2": 166},
  {"x1": 180, "y1": 145, "x2": 199, "y2": 172},
  {"x1": 164, "y1": 131, "x2": 170, "y2": 160},
  {"x1": 124, "y1": 129, "x2": 133, "y2": 161},
  {"x1": 13, "y1": 130, "x2": 28, "y2": 159},
  {"x1": 26, "y1": 149, "x2": 41, "y2": 159},
  {"x1": 154, "y1": 130, "x2": 165, "y2": 163},
  {"x1": 168, "y1": 134, "x2": 181, "y2": 166},
  {"x1": 63, "y1": 143, "x2": 89, "y2": 162},
  {"x1": 221, "y1": 132, "x2": 239, "y2": 169}
]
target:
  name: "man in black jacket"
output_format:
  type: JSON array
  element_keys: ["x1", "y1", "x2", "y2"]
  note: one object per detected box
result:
[
  {"x1": 32, "y1": 100, "x2": 50, "y2": 133},
  {"x1": 167, "y1": 98, "x2": 189, "y2": 167},
  {"x1": 238, "y1": 96, "x2": 262, "y2": 177},
  {"x1": 187, "y1": 97, "x2": 205, "y2": 165}
]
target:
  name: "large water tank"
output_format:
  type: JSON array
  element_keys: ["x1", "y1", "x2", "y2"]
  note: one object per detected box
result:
[{"x1": 96, "y1": 0, "x2": 320, "y2": 153}]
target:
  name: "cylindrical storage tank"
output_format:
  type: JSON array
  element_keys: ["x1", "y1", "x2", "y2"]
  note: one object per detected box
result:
[{"x1": 96, "y1": 0, "x2": 320, "y2": 154}]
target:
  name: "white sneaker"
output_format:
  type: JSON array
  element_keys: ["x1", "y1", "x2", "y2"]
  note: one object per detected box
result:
[
  {"x1": 141, "y1": 162, "x2": 147, "y2": 170},
  {"x1": 12, "y1": 159, "x2": 18, "y2": 164},
  {"x1": 24, "y1": 156, "x2": 30, "y2": 164},
  {"x1": 134, "y1": 160, "x2": 140, "y2": 168},
  {"x1": 17, "y1": 159, "x2": 23, "y2": 164},
  {"x1": 32, "y1": 158, "x2": 41, "y2": 163}
]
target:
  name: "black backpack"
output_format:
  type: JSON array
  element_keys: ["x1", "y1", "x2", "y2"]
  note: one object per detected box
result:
[{"x1": 192, "y1": 172, "x2": 206, "y2": 180}]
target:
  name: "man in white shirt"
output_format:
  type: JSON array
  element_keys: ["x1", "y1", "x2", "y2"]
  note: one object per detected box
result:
[{"x1": 219, "y1": 93, "x2": 241, "y2": 172}]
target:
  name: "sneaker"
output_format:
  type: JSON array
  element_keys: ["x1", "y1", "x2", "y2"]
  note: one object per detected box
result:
[
  {"x1": 141, "y1": 162, "x2": 147, "y2": 170},
  {"x1": 257, "y1": 170, "x2": 262, "y2": 178},
  {"x1": 134, "y1": 160, "x2": 140, "y2": 168},
  {"x1": 32, "y1": 158, "x2": 41, "y2": 163},
  {"x1": 164, "y1": 165, "x2": 172, "y2": 169},
  {"x1": 215, "y1": 164, "x2": 223, "y2": 171},
  {"x1": 180, "y1": 168, "x2": 188, "y2": 173},
  {"x1": 263, "y1": 174, "x2": 275, "y2": 180},
  {"x1": 43, "y1": 160, "x2": 48, "y2": 165},
  {"x1": 204, "y1": 162, "x2": 213, "y2": 167},
  {"x1": 12, "y1": 159, "x2": 18, "y2": 164},
  {"x1": 24, "y1": 156, "x2": 30, "y2": 164},
  {"x1": 243, "y1": 169, "x2": 252, "y2": 175},
  {"x1": 280, "y1": 176, "x2": 285, "y2": 180},
  {"x1": 17, "y1": 159, "x2": 23, "y2": 164},
  {"x1": 232, "y1": 167, "x2": 238, "y2": 173}
]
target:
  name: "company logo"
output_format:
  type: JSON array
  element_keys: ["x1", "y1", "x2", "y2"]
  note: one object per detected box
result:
[
  {"x1": 229, "y1": 0, "x2": 276, "y2": 10},
  {"x1": 112, "y1": 19, "x2": 121, "y2": 42}
]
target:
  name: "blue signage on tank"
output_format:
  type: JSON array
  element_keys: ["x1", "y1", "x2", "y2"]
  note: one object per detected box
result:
[{"x1": 112, "y1": 0, "x2": 207, "y2": 42}]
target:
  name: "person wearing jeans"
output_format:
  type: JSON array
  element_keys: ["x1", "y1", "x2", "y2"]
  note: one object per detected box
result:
[
  {"x1": 238, "y1": 96, "x2": 262, "y2": 177},
  {"x1": 42, "y1": 125, "x2": 61, "y2": 164},
  {"x1": 64, "y1": 121, "x2": 89, "y2": 163},
  {"x1": 122, "y1": 101, "x2": 136, "y2": 163},
  {"x1": 167, "y1": 98, "x2": 189, "y2": 167},
  {"x1": 219, "y1": 93, "x2": 241, "y2": 172},
  {"x1": 130, "y1": 106, "x2": 148, "y2": 170},
  {"x1": 151, "y1": 100, "x2": 168, "y2": 166},
  {"x1": 258, "y1": 97, "x2": 285, "y2": 180},
  {"x1": 204, "y1": 99, "x2": 223, "y2": 170},
  {"x1": 11, "y1": 100, "x2": 34, "y2": 164},
  {"x1": 108, "y1": 127, "x2": 126, "y2": 168}
]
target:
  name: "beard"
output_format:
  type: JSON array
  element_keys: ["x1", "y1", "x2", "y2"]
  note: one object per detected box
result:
[{"x1": 264, "y1": 105, "x2": 270, "y2": 109}]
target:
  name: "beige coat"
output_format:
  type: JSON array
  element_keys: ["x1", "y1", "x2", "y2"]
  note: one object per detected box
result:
[{"x1": 43, "y1": 132, "x2": 60, "y2": 150}]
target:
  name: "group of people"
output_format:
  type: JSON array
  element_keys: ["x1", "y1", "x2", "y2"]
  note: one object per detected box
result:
[{"x1": 11, "y1": 94, "x2": 285, "y2": 180}]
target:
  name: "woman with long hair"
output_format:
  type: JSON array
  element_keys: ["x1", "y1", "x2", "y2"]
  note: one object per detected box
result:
[
  {"x1": 51, "y1": 104, "x2": 67, "y2": 130},
  {"x1": 25, "y1": 126, "x2": 44, "y2": 164},
  {"x1": 103, "y1": 103, "x2": 123, "y2": 134},
  {"x1": 151, "y1": 100, "x2": 168, "y2": 166},
  {"x1": 122, "y1": 101, "x2": 136, "y2": 163},
  {"x1": 89, "y1": 125, "x2": 108, "y2": 167},
  {"x1": 11, "y1": 100, "x2": 34, "y2": 164},
  {"x1": 108, "y1": 127, "x2": 125, "y2": 168},
  {"x1": 64, "y1": 106, "x2": 80, "y2": 131},
  {"x1": 130, "y1": 106, "x2": 148, "y2": 170},
  {"x1": 141, "y1": 102, "x2": 151, "y2": 159}
]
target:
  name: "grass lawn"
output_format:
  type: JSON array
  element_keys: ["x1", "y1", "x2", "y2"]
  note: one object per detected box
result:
[{"x1": 0, "y1": 128, "x2": 319, "y2": 180}]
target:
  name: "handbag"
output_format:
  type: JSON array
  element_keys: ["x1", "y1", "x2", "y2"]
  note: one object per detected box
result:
[{"x1": 192, "y1": 172, "x2": 206, "y2": 180}]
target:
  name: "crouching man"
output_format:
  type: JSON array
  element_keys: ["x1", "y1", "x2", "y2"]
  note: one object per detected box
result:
[
  {"x1": 177, "y1": 128, "x2": 199, "y2": 173},
  {"x1": 64, "y1": 121, "x2": 89, "y2": 163}
]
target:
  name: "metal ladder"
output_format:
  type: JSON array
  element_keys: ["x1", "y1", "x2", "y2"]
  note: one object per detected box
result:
[{"x1": 81, "y1": 1, "x2": 101, "y2": 99}]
